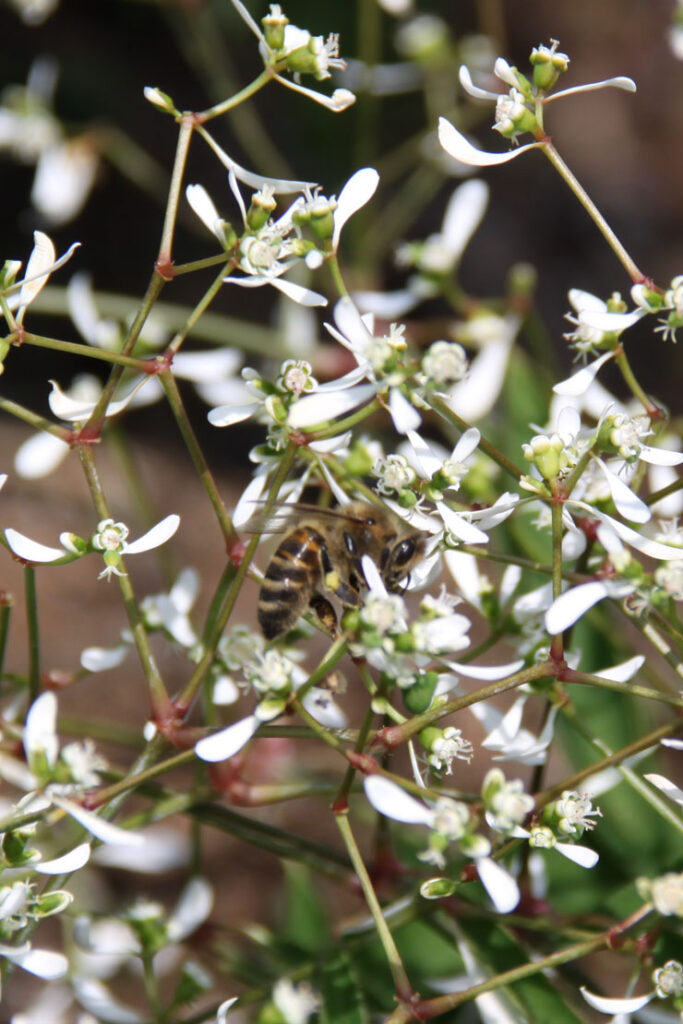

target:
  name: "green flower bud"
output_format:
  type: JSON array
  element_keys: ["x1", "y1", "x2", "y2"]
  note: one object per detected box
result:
[
  {"x1": 403, "y1": 672, "x2": 438, "y2": 714},
  {"x1": 420, "y1": 876, "x2": 457, "y2": 900},
  {"x1": 261, "y1": 5, "x2": 289, "y2": 51},
  {"x1": 246, "y1": 189, "x2": 277, "y2": 232},
  {"x1": 34, "y1": 890, "x2": 74, "y2": 917}
]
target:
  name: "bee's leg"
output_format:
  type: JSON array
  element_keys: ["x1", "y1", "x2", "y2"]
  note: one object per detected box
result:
[{"x1": 309, "y1": 593, "x2": 339, "y2": 636}]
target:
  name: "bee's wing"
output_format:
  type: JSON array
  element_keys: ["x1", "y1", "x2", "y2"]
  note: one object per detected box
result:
[{"x1": 240, "y1": 500, "x2": 368, "y2": 534}]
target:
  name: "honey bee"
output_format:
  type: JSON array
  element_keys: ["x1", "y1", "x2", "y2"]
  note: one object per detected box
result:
[{"x1": 257, "y1": 501, "x2": 427, "y2": 640}]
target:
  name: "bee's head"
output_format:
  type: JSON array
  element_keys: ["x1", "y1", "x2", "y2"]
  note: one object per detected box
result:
[{"x1": 382, "y1": 533, "x2": 427, "y2": 592}]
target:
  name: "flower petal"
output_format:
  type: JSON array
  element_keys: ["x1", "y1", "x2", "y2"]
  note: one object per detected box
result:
[
  {"x1": 224, "y1": 274, "x2": 328, "y2": 307},
  {"x1": 35, "y1": 841, "x2": 91, "y2": 874},
  {"x1": 555, "y1": 842, "x2": 599, "y2": 868},
  {"x1": 51, "y1": 795, "x2": 146, "y2": 846},
  {"x1": 81, "y1": 643, "x2": 130, "y2": 672},
  {"x1": 545, "y1": 580, "x2": 635, "y2": 634},
  {"x1": 476, "y1": 856, "x2": 521, "y2": 913},
  {"x1": 124, "y1": 514, "x2": 180, "y2": 554},
  {"x1": 5, "y1": 947, "x2": 69, "y2": 979},
  {"x1": 579, "y1": 308, "x2": 646, "y2": 333},
  {"x1": 172, "y1": 347, "x2": 242, "y2": 383},
  {"x1": 364, "y1": 775, "x2": 434, "y2": 825},
  {"x1": 24, "y1": 691, "x2": 58, "y2": 767},
  {"x1": 14, "y1": 431, "x2": 70, "y2": 479},
  {"x1": 549, "y1": 76, "x2": 637, "y2": 103},
  {"x1": 332, "y1": 167, "x2": 379, "y2": 250},
  {"x1": 580, "y1": 988, "x2": 653, "y2": 1014},
  {"x1": 438, "y1": 117, "x2": 542, "y2": 168},
  {"x1": 573, "y1": 501, "x2": 683, "y2": 560},
  {"x1": 389, "y1": 387, "x2": 421, "y2": 433},
  {"x1": 445, "y1": 658, "x2": 524, "y2": 680},
  {"x1": 287, "y1": 383, "x2": 377, "y2": 428},
  {"x1": 458, "y1": 65, "x2": 501, "y2": 101},
  {"x1": 437, "y1": 501, "x2": 489, "y2": 544},
  {"x1": 552, "y1": 351, "x2": 616, "y2": 396},
  {"x1": 595, "y1": 459, "x2": 650, "y2": 524},
  {"x1": 638, "y1": 444, "x2": 683, "y2": 466},
  {"x1": 195, "y1": 714, "x2": 260, "y2": 762},
  {"x1": 644, "y1": 773, "x2": 683, "y2": 806},
  {"x1": 186, "y1": 183, "x2": 223, "y2": 239},
  {"x1": 5, "y1": 528, "x2": 67, "y2": 563},
  {"x1": 596, "y1": 655, "x2": 644, "y2": 682},
  {"x1": 208, "y1": 401, "x2": 260, "y2": 427},
  {"x1": 200, "y1": 128, "x2": 316, "y2": 193},
  {"x1": 167, "y1": 877, "x2": 214, "y2": 941}
]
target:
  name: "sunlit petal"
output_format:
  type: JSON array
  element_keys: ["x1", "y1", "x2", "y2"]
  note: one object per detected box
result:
[
  {"x1": 364, "y1": 775, "x2": 434, "y2": 826},
  {"x1": 580, "y1": 988, "x2": 653, "y2": 1014},
  {"x1": 545, "y1": 580, "x2": 635, "y2": 635},
  {"x1": 332, "y1": 167, "x2": 379, "y2": 250},
  {"x1": 124, "y1": 514, "x2": 180, "y2": 554},
  {"x1": 287, "y1": 383, "x2": 376, "y2": 428},
  {"x1": 5, "y1": 528, "x2": 66, "y2": 563},
  {"x1": 476, "y1": 856, "x2": 520, "y2": 913},
  {"x1": 552, "y1": 350, "x2": 616, "y2": 396},
  {"x1": 438, "y1": 117, "x2": 541, "y2": 168},
  {"x1": 35, "y1": 842, "x2": 91, "y2": 874},
  {"x1": 195, "y1": 714, "x2": 260, "y2": 763}
]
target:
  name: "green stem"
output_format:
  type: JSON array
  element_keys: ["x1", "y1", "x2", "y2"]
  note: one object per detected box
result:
[
  {"x1": 565, "y1": 669, "x2": 683, "y2": 707},
  {"x1": 158, "y1": 117, "x2": 194, "y2": 266},
  {"x1": 427, "y1": 393, "x2": 522, "y2": 481},
  {"x1": 34, "y1": 284, "x2": 283, "y2": 355},
  {"x1": 159, "y1": 369, "x2": 237, "y2": 545},
  {"x1": 379, "y1": 661, "x2": 553, "y2": 748},
  {"x1": 196, "y1": 68, "x2": 273, "y2": 121},
  {"x1": 562, "y1": 711, "x2": 683, "y2": 835},
  {"x1": 14, "y1": 331, "x2": 149, "y2": 370},
  {"x1": 0, "y1": 396, "x2": 70, "y2": 441},
  {"x1": 0, "y1": 596, "x2": 11, "y2": 680},
  {"x1": 24, "y1": 567, "x2": 40, "y2": 703},
  {"x1": 76, "y1": 444, "x2": 171, "y2": 717},
  {"x1": 537, "y1": 715, "x2": 683, "y2": 804},
  {"x1": 165, "y1": 262, "x2": 233, "y2": 357},
  {"x1": 614, "y1": 346, "x2": 659, "y2": 413},
  {"x1": 540, "y1": 140, "x2": 644, "y2": 283},
  {"x1": 82, "y1": 273, "x2": 167, "y2": 437},
  {"x1": 401, "y1": 931, "x2": 622, "y2": 1020},
  {"x1": 335, "y1": 813, "x2": 413, "y2": 1000},
  {"x1": 175, "y1": 442, "x2": 298, "y2": 714},
  {"x1": 325, "y1": 252, "x2": 349, "y2": 298}
]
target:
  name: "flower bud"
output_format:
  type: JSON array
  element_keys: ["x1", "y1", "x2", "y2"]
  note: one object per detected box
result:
[
  {"x1": 261, "y1": 4, "x2": 289, "y2": 51},
  {"x1": 522, "y1": 434, "x2": 567, "y2": 482},
  {"x1": 420, "y1": 876, "x2": 457, "y2": 900},
  {"x1": 530, "y1": 40, "x2": 570, "y2": 91},
  {"x1": 246, "y1": 189, "x2": 277, "y2": 232}
]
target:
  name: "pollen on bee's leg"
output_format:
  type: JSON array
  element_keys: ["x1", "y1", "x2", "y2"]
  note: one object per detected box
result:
[{"x1": 309, "y1": 594, "x2": 339, "y2": 636}]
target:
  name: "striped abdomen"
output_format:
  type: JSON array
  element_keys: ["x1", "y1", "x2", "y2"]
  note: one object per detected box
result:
[{"x1": 258, "y1": 527, "x2": 326, "y2": 640}]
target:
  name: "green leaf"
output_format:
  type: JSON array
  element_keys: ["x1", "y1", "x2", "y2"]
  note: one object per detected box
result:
[
  {"x1": 318, "y1": 951, "x2": 369, "y2": 1024},
  {"x1": 280, "y1": 862, "x2": 331, "y2": 955}
]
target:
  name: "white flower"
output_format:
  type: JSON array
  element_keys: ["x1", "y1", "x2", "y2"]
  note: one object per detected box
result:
[
  {"x1": 90, "y1": 514, "x2": 180, "y2": 580},
  {"x1": 287, "y1": 297, "x2": 419, "y2": 433},
  {"x1": 3, "y1": 231, "x2": 80, "y2": 325},
  {"x1": 472, "y1": 696, "x2": 559, "y2": 766},
  {"x1": 364, "y1": 775, "x2": 520, "y2": 912}
]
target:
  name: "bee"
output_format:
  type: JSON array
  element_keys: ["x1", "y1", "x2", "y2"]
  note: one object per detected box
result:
[{"x1": 256, "y1": 501, "x2": 427, "y2": 640}]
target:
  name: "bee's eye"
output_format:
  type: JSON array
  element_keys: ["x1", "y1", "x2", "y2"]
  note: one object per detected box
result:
[
  {"x1": 392, "y1": 539, "x2": 416, "y2": 567},
  {"x1": 344, "y1": 532, "x2": 358, "y2": 556}
]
